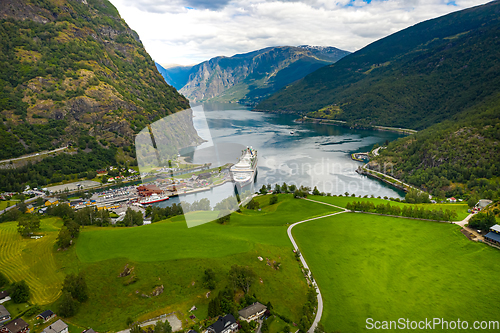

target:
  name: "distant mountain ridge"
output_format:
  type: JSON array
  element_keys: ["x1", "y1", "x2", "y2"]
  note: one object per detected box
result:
[
  {"x1": 256, "y1": 1, "x2": 500, "y2": 130},
  {"x1": 156, "y1": 45, "x2": 350, "y2": 104}
]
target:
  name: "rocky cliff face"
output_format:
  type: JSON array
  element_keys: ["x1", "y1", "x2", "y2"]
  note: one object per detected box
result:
[
  {"x1": 0, "y1": 0, "x2": 190, "y2": 159},
  {"x1": 175, "y1": 46, "x2": 349, "y2": 104}
]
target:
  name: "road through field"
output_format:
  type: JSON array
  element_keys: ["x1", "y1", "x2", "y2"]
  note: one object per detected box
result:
[{"x1": 287, "y1": 198, "x2": 347, "y2": 333}]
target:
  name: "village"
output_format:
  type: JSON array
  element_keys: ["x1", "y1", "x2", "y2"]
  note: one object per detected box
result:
[
  {"x1": 0, "y1": 162, "x2": 235, "y2": 223},
  {"x1": 0, "y1": 287, "x2": 270, "y2": 333}
]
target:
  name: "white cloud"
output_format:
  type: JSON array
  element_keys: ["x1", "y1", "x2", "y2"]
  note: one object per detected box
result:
[{"x1": 108, "y1": 0, "x2": 490, "y2": 65}]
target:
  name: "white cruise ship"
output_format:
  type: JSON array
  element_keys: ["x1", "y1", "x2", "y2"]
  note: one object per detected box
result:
[{"x1": 230, "y1": 147, "x2": 258, "y2": 187}]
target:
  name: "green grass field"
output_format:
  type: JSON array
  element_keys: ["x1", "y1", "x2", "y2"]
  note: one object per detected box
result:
[
  {"x1": 293, "y1": 213, "x2": 500, "y2": 332},
  {"x1": 0, "y1": 218, "x2": 65, "y2": 305},
  {"x1": 55, "y1": 194, "x2": 339, "y2": 330},
  {"x1": 0, "y1": 200, "x2": 19, "y2": 210},
  {"x1": 308, "y1": 195, "x2": 470, "y2": 220}
]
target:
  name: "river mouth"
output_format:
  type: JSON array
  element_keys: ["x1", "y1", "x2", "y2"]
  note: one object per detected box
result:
[{"x1": 160, "y1": 103, "x2": 407, "y2": 208}]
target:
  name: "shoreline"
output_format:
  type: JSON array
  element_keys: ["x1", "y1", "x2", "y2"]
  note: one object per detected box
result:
[{"x1": 295, "y1": 117, "x2": 418, "y2": 135}]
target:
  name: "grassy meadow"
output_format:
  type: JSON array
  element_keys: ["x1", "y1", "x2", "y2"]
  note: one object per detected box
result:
[
  {"x1": 308, "y1": 195, "x2": 470, "y2": 220},
  {"x1": 0, "y1": 217, "x2": 65, "y2": 305},
  {"x1": 293, "y1": 213, "x2": 500, "y2": 332},
  {"x1": 54, "y1": 194, "x2": 339, "y2": 331},
  {"x1": 2, "y1": 193, "x2": 495, "y2": 333}
]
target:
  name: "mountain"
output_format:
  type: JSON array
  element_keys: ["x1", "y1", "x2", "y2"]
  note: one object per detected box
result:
[
  {"x1": 155, "y1": 63, "x2": 194, "y2": 90},
  {"x1": 371, "y1": 92, "x2": 500, "y2": 199},
  {"x1": 0, "y1": 0, "x2": 190, "y2": 160},
  {"x1": 157, "y1": 45, "x2": 350, "y2": 105},
  {"x1": 256, "y1": 1, "x2": 500, "y2": 130}
]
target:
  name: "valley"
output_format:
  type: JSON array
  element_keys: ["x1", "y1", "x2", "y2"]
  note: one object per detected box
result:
[{"x1": 1, "y1": 0, "x2": 500, "y2": 333}]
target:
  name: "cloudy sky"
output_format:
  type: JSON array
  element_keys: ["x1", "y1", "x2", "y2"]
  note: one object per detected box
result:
[{"x1": 108, "y1": 0, "x2": 490, "y2": 66}]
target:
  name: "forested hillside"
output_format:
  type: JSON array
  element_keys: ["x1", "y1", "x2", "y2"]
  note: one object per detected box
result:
[
  {"x1": 0, "y1": 0, "x2": 189, "y2": 160},
  {"x1": 372, "y1": 94, "x2": 500, "y2": 199},
  {"x1": 256, "y1": 1, "x2": 500, "y2": 130}
]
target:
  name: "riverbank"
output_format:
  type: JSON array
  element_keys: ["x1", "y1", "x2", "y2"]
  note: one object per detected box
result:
[
  {"x1": 296, "y1": 117, "x2": 418, "y2": 135},
  {"x1": 356, "y1": 164, "x2": 422, "y2": 194}
]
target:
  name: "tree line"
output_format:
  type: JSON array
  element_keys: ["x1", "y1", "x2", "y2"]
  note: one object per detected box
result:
[{"x1": 345, "y1": 201, "x2": 458, "y2": 221}]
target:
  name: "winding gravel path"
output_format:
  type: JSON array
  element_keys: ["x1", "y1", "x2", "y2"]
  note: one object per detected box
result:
[{"x1": 287, "y1": 199, "x2": 347, "y2": 333}]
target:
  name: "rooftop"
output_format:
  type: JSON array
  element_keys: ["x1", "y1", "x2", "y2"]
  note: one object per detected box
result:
[
  {"x1": 4, "y1": 318, "x2": 29, "y2": 333},
  {"x1": 0, "y1": 304, "x2": 10, "y2": 318},
  {"x1": 38, "y1": 309, "x2": 54, "y2": 319},
  {"x1": 491, "y1": 224, "x2": 500, "y2": 233},
  {"x1": 484, "y1": 231, "x2": 500, "y2": 243},
  {"x1": 43, "y1": 319, "x2": 68, "y2": 333},
  {"x1": 208, "y1": 314, "x2": 236, "y2": 333},
  {"x1": 238, "y1": 302, "x2": 267, "y2": 319}
]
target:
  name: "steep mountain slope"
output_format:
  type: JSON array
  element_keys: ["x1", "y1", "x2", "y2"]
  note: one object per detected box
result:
[
  {"x1": 0, "y1": 0, "x2": 190, "y2": 160},
  {"x1": 172, "y1": 45, "x2": 349, "y2": 104},
  {"x1": 155, "y1": 63, "x2": 194, "y2": 90},
  {"x1": 256, "y1": 1, "x2": 500, "y2": 130},
  {"x1": 372, "y1": 92, "x2": 500, "y2": 199}
]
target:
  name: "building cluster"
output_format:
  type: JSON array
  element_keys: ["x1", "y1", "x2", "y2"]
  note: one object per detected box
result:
[
  {"x1": 203, "y1": 303, "x2": 268, "y2": 333},
  {"x1": 0, "y1": 302, "x2": 94, "y2": 333},
  {"x1": 484, "y1": 224, "x2": 500, "y2": 246}
]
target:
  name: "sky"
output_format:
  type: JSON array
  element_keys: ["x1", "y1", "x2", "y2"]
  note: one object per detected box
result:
[{"x1": 108, "y1": 0, "x2": 490, "y2": 66}]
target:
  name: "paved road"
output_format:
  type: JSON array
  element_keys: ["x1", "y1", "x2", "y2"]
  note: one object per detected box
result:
[
  {"x1": 0, "y1": 195, "x2": 44, "y2": 215},
  {"x1": 0, "y1": 146, "x2": 68, "y2": 164},
  {"x1": 116, "y1": 313, "x2": 182, "y2": 333},
  {"x1": 287, "y1": 199, "x2": 348, "y2": 333},
  {"x1": 361, "y1": 163, "x2": 421, "y2": 193},
  {"x1": 372, "y1": 146, "x2": 385, "y2": 156}
]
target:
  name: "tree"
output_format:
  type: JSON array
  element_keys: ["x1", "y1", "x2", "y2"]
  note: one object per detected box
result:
[
  {"x1": 58, "y1": 291, "x2": 78, "y2": 317},
  {"x1": 203, "y1": 268, "x2": 216, "y2": 290},
  {"x1": 469, "y1": 212, "x2": 496, "y2": 231},
  {"x1": 154, "y1": 320, "x2": 172, "y2": 333},
  {"x1": 130, "y1": 325, "x2": 143, "y2": 333},
  {"x1": 228, "y1": 265, "x2": 255, "y2": 294},
  {"x1": 259, "y1": 185, "x2": 268, "y2": 195},
  {"x1": 17, "y1": 215, "x2": 40, "y2": 237},
  {"x1": 260, "y1": 320, "x2": 269, "y2": 333},
  {"x1": 281, "y1": 183, "x2": 288, "y2": 193},
  {"x1": 123, "y1": 208, "x2": 143, "y2": 226},
  {"x1": 35, "y1": 197, "x2": 44, "y2": 206},
  {"x1": 246, "y1": 199, "x2": 260, "y2": 210},
  {"x1": 0, "y1": 272, "x2": 8, "y2": 288},
  {"x1": 288, "y1": 184, "x2": 297, "y2": 192},
  {"x1": 467, "y1": 195, "x2": 479, "y2": 208},
  {"x1": 273, "y1": 184, "x2": 281, "y2": 194},
  {"x1": 57, "y1": 227, "x2": 72, "y2": 249},
  {"x1": 17, "y1": 201, "x2": 27, "y2": 214},
  {"x1": 62, "y1": 272, "x2": 88, "y2": 302},
  {"x1": 269, "y1": 195, "x2": 278, "y2": 205},
  {"x1": 216, "y1": 210, "x2": 231, "y2": 224},
  {"x1": 312, "y1": 186, "x2": 321, "y2": 196},
  {"x1": 11, "y1": 280, "x2": 30, "y2": 303}
]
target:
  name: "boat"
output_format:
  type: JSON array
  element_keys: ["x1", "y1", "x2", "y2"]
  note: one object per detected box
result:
[
  {"x1": 139, "y1": 193, "x2": 169, "y2": 205},
  {"x1": 230, "y1": 147, "x2": 258, "y2": 187},
  {"x1": 290, "y1": 131, "x2": 294, "y2": 134}
]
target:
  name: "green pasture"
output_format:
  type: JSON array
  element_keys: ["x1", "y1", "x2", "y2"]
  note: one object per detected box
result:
[
  {"x1": 308, "y1": 195, "x2": 469, "y2": 220},
  {"x1": 0, "y1": 200, "x2": 19, "y2": 210},
  {"x1": 76, "y1": 194, "x2": 339, "y2": 263},
  {"x1": 293, "y1": 213, "x2": 500, "y2": 332},
  {"x1": 0, "y1": 217, "x2": 65, "y2": 305},
  {"x1": 57, "y1": 194, "x2": 337, "y2": 330}
]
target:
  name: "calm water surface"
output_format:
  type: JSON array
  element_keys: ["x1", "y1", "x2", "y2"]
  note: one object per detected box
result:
[{"x1": 158, "y1": 103, "x2": 406, "y2": 208}]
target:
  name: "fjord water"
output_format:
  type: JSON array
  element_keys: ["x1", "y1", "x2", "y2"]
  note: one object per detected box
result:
[{"x1": 160, "y1": 103, "x2": 406, "y2": 208}]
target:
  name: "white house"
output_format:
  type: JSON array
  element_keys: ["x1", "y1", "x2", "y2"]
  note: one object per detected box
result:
[{"x1": 42, "y1": 320, "x2": 68, "y2": 333}]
